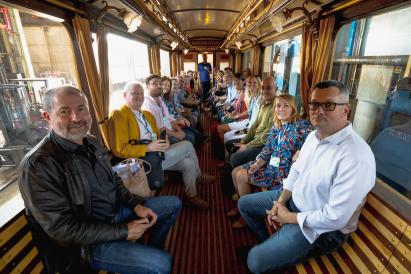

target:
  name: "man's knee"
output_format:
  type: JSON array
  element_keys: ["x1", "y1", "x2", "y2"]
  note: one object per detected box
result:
[
  {"x1": 237, "y1": 195, "x2": 251, "y2": 214},
  {"x1": 247, "y1": 245, "x2": 272, "y2": 274},
  {"x1": 152, "y1": 250, "x2": 172, "y2": 274}
]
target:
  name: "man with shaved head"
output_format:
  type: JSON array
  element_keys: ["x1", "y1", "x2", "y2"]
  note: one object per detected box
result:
[{"x1": 19, "y1": 86, "x2": 181, "y2": 274}]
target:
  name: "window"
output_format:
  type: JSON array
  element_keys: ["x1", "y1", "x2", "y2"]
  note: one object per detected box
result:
[
  {"x1": 0, "y1": 5, "x2": 78, "y2": 151},
  {"x1": 242, "y1": 50, "x2": 253, "y2": 70},
  {"x1": 160, "y1": 49, "x2": 170, "y2": 76},
  {"x1": 107, "y1": 33, "x2": 150, "y2": 111},
  {"x1": 331, "y1": 6, "x2": 411, "y2": 198},
  {"x1": 263, "y1": 35, "x2": 302, "y2": 109},
  {"x1": 262, "y1": 45, "x2": 274, "y2": 79},
  {"x1": 219, "y1": 61, "x2": 229, "y2": 70},
  {"x1": 0, "y1": 4, "x2": 78, "y2": 199},
  {"x1": 183, "y1": 62, "x2": 196, "y2": 73}
]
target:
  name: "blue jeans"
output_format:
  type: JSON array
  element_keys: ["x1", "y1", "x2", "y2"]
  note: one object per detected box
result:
[
  {"x1": 91, "y1": 196, "x2": 182, "y2": 274},
  {"x1": 238, "y1": 190, "x2": 348, "y2": 273}
]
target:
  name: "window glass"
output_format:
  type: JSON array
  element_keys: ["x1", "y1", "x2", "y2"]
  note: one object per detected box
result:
[
  {"x1": 242, "y1": 50, "x2": 253, "y2": 70},
  {"x1": 219, "y1": 61, "x2": 229, "y2": 71},
  {"x1": 160, "y1": 49, "x2": 170, "y2": 76},
  {"x1": 262, "y1": 45, "x2": 273, "y2": 79},
  {"x1": 267, "y1": 35, "x2": 302, "y2": 109},
  {"x1": 0, "y1": 4, "x2": 78, "y2": 200},
  {"x1": 183, "y1": 62, "x2": 195, "y2": 72},
  {"x1": 331, "y1": 6, "x2": 411, "y2": 198},
  {"x1": 107, "y1": 33, "x2": 150, "y2": 111}
]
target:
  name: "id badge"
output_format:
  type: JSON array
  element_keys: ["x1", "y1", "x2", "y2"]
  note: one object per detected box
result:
[
  {"x1": 269, "y1": 156, "x2": 280, "y2": 167},
  {"x1": 151, "y1": 133, "x2": 157, "y2": 141},
  {"x1": 162, "y1": 117, "x2": 168, "y2": 125}
]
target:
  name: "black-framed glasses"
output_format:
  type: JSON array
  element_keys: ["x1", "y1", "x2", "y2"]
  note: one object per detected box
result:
[{"x1": 308, "y1": 102, "x2": 348, "y2": 111}]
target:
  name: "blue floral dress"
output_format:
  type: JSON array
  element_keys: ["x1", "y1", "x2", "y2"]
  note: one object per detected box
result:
[{"x1": 242, "y1": 119, "x2": 312, "y2": 188}]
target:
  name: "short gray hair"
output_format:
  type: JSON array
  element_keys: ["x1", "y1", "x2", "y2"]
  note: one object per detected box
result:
[
  {"x1": 43, "y1": 86, "x2": 85, "y2": 112},
  {"x1": 124, "y1": 82, "x2": 143, "y2": 94},
  {"x1": 263, "y1": 76, "x2": 277, "y2": 88}
]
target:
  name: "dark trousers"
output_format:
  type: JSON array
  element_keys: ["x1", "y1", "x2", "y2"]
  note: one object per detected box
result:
[
  {"x1": 142, "y1": 152, "x2": 164, "y2": 190},
  {"x1": 230, "y1": 146, "x2": 262, "y2": 168},
  {"x1": 200, "y1": 81, "x2": 211, "y2": 102}
]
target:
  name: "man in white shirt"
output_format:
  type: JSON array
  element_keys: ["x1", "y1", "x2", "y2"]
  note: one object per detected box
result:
[{"x1": 237, "y1": 80, "x2": 376, "y2": 273}]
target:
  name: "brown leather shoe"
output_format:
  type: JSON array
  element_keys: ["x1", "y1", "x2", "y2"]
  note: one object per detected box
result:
[
  {"x1": 186, "y1": 196, "x2": 209, "y2": 210},
  {"x1": 197, "y1": 174, "x2": 216, "y2": 184},
  {"x1": 232, "y1": 218, "x2": 246, "y2": 229},
  {"x1": 227, "y1": 207, "x2": 239, "y2": 217}
]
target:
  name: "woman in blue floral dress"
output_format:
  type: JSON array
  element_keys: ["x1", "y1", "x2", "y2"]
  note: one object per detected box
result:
[{"x1": 228, "y1": 94, "x2": 312, "y2": 228}]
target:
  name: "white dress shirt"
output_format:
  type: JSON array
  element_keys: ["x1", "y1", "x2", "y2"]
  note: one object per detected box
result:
[
  {"x1": 142, "y1": 94, "x2": 175, "y2": 130},
  {"x1": 283, "y1": 124, "x2": 376, "y2": 243}
]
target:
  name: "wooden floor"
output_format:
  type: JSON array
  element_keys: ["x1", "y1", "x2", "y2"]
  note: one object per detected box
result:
[{"x1": 159, "y1": 111, "x2": 258, "y2": 274}]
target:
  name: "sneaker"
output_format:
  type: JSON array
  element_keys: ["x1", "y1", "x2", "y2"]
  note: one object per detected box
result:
[
  {"x1": 197, "y1": 173, "x2": 215, "y2": 184},
  {"x1": 186, "y1": 196, "x2": 209, "y2": 210}
]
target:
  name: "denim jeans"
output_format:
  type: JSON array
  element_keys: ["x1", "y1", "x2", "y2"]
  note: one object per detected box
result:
[
  {"x1": 91, "y1": 196, "x2": 182, "y2": 274},
  {"x1": 230, "y1": 146, "x2": 262, "y2": 168},
  {"x1": 238, "y1": 190, "x2": 348, "y2": 273}
]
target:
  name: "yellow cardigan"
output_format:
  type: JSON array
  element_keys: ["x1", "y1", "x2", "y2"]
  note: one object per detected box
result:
[{"x1": 108, "y1": 105, "x2": 160, "y2": 158}]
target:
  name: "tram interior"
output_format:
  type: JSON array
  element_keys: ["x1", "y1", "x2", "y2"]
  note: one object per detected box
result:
[{"x1": 0, "y1": 0, "x2": 410, "y2": 273}]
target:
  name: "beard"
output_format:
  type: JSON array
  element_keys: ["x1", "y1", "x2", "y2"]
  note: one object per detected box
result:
[{"x1": 53, "y1": 120, "x2": 91, "y2": 142}]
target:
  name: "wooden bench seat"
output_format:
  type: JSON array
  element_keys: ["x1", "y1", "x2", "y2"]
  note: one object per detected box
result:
[
  {"x1": 263, "y1": 191, "x2": 411, "y2": 273},
  {"x1": 1, "y1": 190, "x2": 409, "y2": 274}
]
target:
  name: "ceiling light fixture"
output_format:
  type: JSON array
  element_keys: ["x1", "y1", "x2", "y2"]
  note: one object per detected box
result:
[
  {"x1": 171, "y1": 41, "x2": 179, "y2": 50},
  {"x1": 96, "y1": 1, "x2": 143, "y2": 33},
  {"x1": 235, "y1": 41, "x2": 242, "y2": 49},
  {"x1": 183, "y1": 49, "x2": 189, "y2": 55},
  {"x1": 225, "y1": 48, "x2": 230, "y2": 54},
  {"x1": 120, "y1": 11, "x2": 143, "y2": 33},
  {"x1": 269, "y1": 13, "x2": 286, "y2": 33}
]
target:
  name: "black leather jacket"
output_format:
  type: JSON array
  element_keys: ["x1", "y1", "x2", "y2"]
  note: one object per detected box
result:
[{"x1": 18, "y1": 133, "x2": 144, "y2": 273}]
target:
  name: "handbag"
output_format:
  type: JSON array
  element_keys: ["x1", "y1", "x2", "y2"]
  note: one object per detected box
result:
[{"x1": 113, "y1": 158, "x2": 152, "y2": 197}]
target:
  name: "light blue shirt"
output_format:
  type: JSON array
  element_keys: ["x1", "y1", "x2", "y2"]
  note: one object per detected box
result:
[
  {"x1": 225, "y1": 84, "x2": 238, "y2": 104},
  {"x1": 283, "y1": 124, "x2": 376, "y2": 243}
]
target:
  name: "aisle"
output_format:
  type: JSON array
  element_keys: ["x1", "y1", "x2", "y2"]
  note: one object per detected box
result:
[{"x1": 159, "y1": 111, "x2": 257, "y2": 274}]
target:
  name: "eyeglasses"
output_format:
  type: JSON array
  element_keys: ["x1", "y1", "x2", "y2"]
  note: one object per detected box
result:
[{"x1": 308, "y1": 102, "x2": 348, "y2": 111}]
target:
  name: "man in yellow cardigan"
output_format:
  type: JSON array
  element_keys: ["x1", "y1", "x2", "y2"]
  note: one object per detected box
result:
[{"x1": 109, "y1": 82, "x2": 212, "y2": 210}]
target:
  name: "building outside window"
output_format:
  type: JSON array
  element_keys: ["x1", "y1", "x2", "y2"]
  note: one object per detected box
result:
[{"x1": 107, "y1": 33, "x2": 150, "y2": 111}]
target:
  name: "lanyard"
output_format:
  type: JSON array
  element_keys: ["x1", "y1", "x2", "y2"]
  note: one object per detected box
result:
[
  {"x1": 135, "y1": 112, "x2": 152, "y2": 134},
  {"x1": 277, "y1": 123, "x2": 289, "y2": 146}
]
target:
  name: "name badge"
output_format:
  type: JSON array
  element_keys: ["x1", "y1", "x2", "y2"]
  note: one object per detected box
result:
[
  {"x1": 269, "y1": 156, "x2": 280, "y2": 167},
  {"x1": 162, "y1": 117, "x2": 168, "y2": 125},
  {"x1": 151, "y1": 133, "x2": 157, "y2": 140}
]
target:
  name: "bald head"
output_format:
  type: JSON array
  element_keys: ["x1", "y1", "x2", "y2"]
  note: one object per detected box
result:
[
  {"x1": 43, "y1": 86, "x2": 91, "y2": 144},
  {"x1": 261, "y1": 76, "x2": 277, "y2": 103}
]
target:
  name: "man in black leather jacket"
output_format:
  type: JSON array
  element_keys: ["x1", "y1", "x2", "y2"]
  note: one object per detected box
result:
[{"x1": 18, "y1": 86, "x2": 181, "y2": 274}]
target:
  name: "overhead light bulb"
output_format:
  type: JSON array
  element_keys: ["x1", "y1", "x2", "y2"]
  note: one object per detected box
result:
[
  {"x1": 183, "y1": 49, "x2": 189, "y2": 55},
  {"x1": 235, "y1": 41, "x2": 242, "y2": 49},
  {"x1": 171, "y1": 41, "x2": 179, "y2": 50},
  {"x1": 225, "y1": 48, "x2": 229, "y2": 54},
  {"x1": 269, "y1": 13, "x2": 286, "y2": 33},
  {"x1": 121, "y1": 11, "x2": 142, "y2": 33}
]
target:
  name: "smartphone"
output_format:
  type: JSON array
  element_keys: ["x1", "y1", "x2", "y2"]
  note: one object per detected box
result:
[{"x1": 160, "y1": 130, "x2": 167, "y2": 140}]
